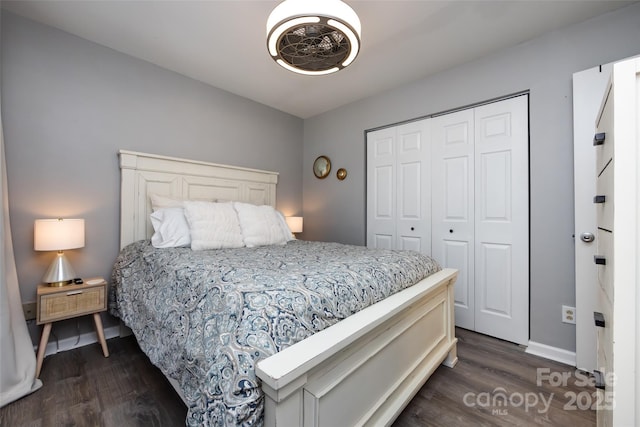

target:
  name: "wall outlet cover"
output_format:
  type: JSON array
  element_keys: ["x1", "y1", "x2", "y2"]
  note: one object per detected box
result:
[
  {"x1": 23, "y1": 302, "x2": 37, "y2": 321},
  {"x1": 562, "y1": 305, "x2": 576, "y2": 324}
]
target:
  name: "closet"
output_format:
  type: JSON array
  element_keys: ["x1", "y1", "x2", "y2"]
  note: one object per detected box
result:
[{"x1": 367, "y1": 95, "x2": 529, "y2": 345}]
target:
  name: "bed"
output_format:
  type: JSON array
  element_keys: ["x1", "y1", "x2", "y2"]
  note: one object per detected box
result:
[{"x1": 112, "y1": 150, "x2": 458, "y2": 426}]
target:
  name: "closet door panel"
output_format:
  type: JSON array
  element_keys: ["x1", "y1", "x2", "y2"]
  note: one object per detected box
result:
[
  {"x1": 367, "y1": 128, "x2": 397, "y2": 249},
  {"x1": 432, "y1": 109, "x2": 475, "y2": 330},
  {"x1": 374, "y1": 234, "x2": 394, "y2": 250},
  {"x1": 444, "y1": 157, "x2": 470, "y2": 220},
  {"x1": 396, "y1": 121, "x2": 431, "y2": 254},
  {"x1": 477, "y1": 243, "x2": 512, "y2": 317},
  {"x1": 473, "y1": 96, "x2": 529, "y2": 345},
  {"x1": 442, "y1": 240, "x2": 472, "y2": 326},
  {"x1": 480, "y1": 151, "x2": 511, "y2": 222},
  {"x1": 374, "y1": 166, "x2": 394, "y2": 219}
]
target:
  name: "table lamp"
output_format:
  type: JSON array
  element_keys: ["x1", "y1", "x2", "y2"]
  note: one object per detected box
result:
[
  {"x1": 285, "y1": 216, "x2": 303, "y2": 234},
  {"x1": 34, "y1": 218, "x2": 85, "y2": 286}
]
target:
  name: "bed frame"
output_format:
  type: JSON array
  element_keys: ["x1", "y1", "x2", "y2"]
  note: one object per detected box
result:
[{"x1": 118, "y1": 149, "x2": 458, "y2": 426}]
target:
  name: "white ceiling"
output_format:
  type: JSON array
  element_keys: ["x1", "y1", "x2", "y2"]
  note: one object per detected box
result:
[{"x1": 2, "y1": 1, "x2": 634, "y2": 118}]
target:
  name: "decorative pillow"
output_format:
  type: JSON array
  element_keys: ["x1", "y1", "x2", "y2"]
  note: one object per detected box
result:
[
  {"x1": 233, "y1": 202, "x2": 294, "y2": 247},
  {"x1": 150, "y1": 208, "x2": 191, "y2": 248},
  {"x1": 276, "y1": 210, "x2": 296, "y2": 240},
  {"x1": 277, "y1": 211, "x2": 295, "y2": 241},
  {"x1": 183, "y1": 201, "x2": 244, "y2": 250}
]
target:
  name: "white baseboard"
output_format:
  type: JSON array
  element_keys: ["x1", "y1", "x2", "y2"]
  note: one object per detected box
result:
[
  {"x1": 34, "y1": 325, "x2": 121, "y2": 357},
  {"x1": 525, "y1": 340, "x2": 576, "y2": 366}
]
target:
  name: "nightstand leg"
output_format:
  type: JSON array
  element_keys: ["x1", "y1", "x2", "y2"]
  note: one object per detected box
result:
[
  {"x1": 35, "y1": 323, "x2": 52, "y2": 378},
  {"x1": 92, "y1": 313, "x2": 109, "y2": 357}
]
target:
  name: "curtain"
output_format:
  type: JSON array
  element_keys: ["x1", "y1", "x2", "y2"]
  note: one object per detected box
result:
[{"x1": 0, "y1": 102, "x2": 42, "y2": 407}]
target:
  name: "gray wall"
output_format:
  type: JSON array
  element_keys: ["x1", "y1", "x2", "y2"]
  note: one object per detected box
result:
[
  {"x1": 302, "y1": 3, "x2": 640, "y2": 352},
  {"x1": 1, "y1": 12, "x2": 303, "y2": 341}
]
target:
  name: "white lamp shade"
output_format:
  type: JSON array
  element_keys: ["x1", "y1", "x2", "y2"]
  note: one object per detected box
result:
[
  {"x1": 34, "y1": 218, "x2": 85, "y2": 251},
  {"x1": 285, "y1": 216, "x2": 303, "y2": 233}
]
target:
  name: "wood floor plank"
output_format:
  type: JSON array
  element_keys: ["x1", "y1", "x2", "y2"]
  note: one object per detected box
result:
[{"x1": 0, "y1": 328, "x2": 595, "y2": 426}]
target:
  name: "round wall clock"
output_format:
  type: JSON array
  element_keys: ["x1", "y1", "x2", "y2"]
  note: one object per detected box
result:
[{"x1": 313, "y1": 155, "x2": 331, "y2": 179}]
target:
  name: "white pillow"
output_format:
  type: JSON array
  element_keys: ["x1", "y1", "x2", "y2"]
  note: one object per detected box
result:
[
  {"x1": 233, "y1": 202, "x2": 294, "y2": 247},
  {"x1": 150, "y1": 208, "x2": 191, "y2": 248},
  {"x1": 150, "y1": 194, "x2": 216, "y2": 211},
  {"x1": 150, "y1": 194, "x2": 186, "y2": 211},
  {"x1": 183, "y1": 201, "x2": 244, "y2": 250}
]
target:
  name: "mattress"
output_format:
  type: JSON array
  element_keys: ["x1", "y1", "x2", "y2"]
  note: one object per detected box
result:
[{"x1": 109, "y1": 239, "x2": 440, "y2": 426}]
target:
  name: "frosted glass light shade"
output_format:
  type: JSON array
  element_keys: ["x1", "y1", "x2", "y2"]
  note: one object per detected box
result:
[
  {"x1": 266, "y1": 0, "x2": 361, "y2": 75},
  {"x1": 34, "y1": 218, "x2": 85, "y2": 251},
  {"x1": 285, "y1": 216, "x2": 303, "y2": 233}
]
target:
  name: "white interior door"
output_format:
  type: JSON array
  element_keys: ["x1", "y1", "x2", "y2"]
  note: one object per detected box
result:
[
  {"x1": 396, "y1": 121, "x2": 431, "y2": 253},
  {"x1": 473, "y1": 96, "x2": 529, "y2": 345},
  {"x1": 572, "y1": 63, "x2": 613, "y2": 373},
  {"x1": 431, "y1": 95, "x2": 529, "y2": 345},
  {"x1": 431, "y1": 109, "x2": 475, "y2": 329},
  {"x1": 367, "y1": 127, "x2": 396, "y2": 250}
]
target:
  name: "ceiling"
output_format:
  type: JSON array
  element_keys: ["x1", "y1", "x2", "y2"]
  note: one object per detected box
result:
[{"x1": 2, "y1": 1, "x2": 634, "y2": 119}]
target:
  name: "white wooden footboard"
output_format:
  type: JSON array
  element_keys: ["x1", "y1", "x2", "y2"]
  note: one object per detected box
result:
[{"x1": 256, "y1": 268, "x2": 458, "y2": 427}]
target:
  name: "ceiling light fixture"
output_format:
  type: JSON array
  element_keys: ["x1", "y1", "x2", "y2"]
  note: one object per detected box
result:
[{"x1": 266, "y1": 0, "x2": 361, "y2": 76}]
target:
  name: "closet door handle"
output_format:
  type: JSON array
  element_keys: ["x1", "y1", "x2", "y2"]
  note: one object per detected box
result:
[
  {"x1": 593, "y1": 195, "x2": 606, "y2": 204},
  {"x1": 449, "y1": 229, "x2": 453, "y2": 233},
  {"x1": 410, "y1": 227, "x2": 415, "y2": 231},
  {"x1": 593, "y1": 132, "x2": 606, "y2": 146}
]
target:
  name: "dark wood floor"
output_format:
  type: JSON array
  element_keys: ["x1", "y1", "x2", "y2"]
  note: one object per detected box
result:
[
  {"x1": 1, "y1": 328, "x2": 595, "y2": 426},
  {"x1": 394, "y1": 329, "x2": 595, "y2": 427}
]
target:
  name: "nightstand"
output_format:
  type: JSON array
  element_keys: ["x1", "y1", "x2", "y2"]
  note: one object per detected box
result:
[{"x1": 35, "y1": 278, "x2": 109, "y2": 378}]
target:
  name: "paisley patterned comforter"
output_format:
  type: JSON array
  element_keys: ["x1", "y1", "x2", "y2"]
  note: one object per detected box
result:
[{"x1": 109, "y1": 240, "x2": 440, "y2": 426}]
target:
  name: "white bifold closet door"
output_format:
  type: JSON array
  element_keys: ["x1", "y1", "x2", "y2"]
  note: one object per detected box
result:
[
  {"x1": 431, "y1": 95, "x2": 529, "y2": 345},
  {"x1": 366, "y1": 120, "x2": 431, "y2": 254}
]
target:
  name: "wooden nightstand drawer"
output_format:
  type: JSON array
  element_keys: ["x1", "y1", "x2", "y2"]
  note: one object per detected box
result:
[{"x1": 37, "y1": 280, "x2": 106, "y2": 324}]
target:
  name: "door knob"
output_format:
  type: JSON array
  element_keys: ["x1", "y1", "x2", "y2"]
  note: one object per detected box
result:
[{"x1": 580, "y1": 232, "x2": 595, "y2": 243}]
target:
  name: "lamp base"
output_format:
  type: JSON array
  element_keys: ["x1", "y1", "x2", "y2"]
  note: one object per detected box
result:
[
  {"x1": 43, "y1": 251, "x2": 77, "y2": 287},
  {"x1": 47, "y1": 279, "x2": 74, "y2": 287}
]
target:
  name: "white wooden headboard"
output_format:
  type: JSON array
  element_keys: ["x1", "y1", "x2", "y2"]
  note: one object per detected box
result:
[{"x1": 119, "y1": 150, "x2": 279, "y2": 249}]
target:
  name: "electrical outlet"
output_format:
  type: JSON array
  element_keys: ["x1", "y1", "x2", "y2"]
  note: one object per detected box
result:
[
  {"x1": 23, "y1": 302, "x2": 37, "y2": 321},
  {"x1": 562, "y1": 305, "x2": 576, "y2": 324}
]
